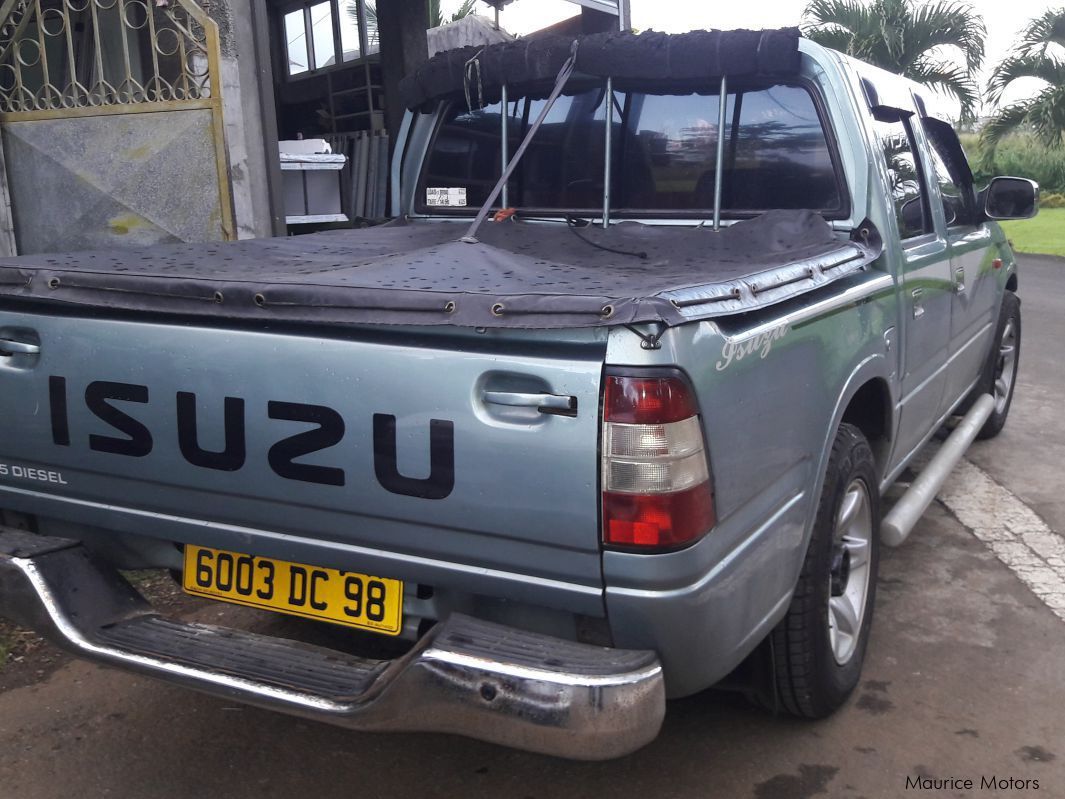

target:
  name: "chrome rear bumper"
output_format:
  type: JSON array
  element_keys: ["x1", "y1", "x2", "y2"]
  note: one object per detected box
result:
[{"x1": 0, "y1": 529, "x2": 664, "y2": 759}]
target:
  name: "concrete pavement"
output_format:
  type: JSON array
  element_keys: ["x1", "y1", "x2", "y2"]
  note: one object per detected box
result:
[{"x1": 967, "y1": 255, "x2": 1065, "y2": 535}]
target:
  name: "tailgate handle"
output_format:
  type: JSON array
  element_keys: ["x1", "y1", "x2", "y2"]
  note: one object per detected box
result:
[
  {"x1": 0, "y1": 338, "x2": 40, "y2": 356},
  {"x1": 482, "y1": 391, "x2": 578, "y2": 417}
]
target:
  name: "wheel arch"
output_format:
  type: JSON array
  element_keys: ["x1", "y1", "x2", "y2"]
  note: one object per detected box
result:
[
  {"x1": 839, "y1": 377, "x2": 893, "y2": 476},
  {"x1": 782, "y1": 355, "x2": 895, "y2": 607},
  {"x1": 750, "y1": 361, "x2": 889, "y2": 715},
  {"x1": 820, "y1": 355, "x2": 896, "y2": 494}
]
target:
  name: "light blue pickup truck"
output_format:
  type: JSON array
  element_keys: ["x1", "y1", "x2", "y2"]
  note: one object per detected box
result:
[{"x1": 0, "y1": 29, "x2": 1036, "y2": 758}]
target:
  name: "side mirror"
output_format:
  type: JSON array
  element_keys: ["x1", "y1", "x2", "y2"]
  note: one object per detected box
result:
[{"x1": 981, "y1": 177, "x2": 1039, "y2": 221}]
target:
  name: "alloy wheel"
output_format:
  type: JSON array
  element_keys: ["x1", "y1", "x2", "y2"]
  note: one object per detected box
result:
[
  {"x1": 993, "y1": 319, "x2": 1018, "y2": 416},
  {"x1": 827, "y1": 479, "x2": 873, "y2": 665}
]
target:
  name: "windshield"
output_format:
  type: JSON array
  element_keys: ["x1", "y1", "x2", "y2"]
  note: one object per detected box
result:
[{"x1": 417, "y1": 81, "x2": 844, "y2": 217}]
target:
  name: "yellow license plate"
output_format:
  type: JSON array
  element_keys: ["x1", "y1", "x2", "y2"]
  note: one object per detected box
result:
[{"x1": 182, "y1": 545, "x2": 403, "y2": 635}]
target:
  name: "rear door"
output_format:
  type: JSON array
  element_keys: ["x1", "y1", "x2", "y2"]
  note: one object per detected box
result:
[
  {"x1": 916, "y1": 118, "x2": 998, "y2": 410},
  {"x1": 871, "y1": 114, "x2": 953, "y2": 465},
  {"x1": 0, "y1": 309, "x2": 607, "y2": 611}
]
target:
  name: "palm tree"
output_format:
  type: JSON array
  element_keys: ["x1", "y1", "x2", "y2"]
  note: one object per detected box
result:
[
  {"x1": 981, "y1": 9, "x2": 1065, "y2": 154},
  {"x1": 1013, "y1": 8, "x2": 1065, "y2": 55},
  {"x1": 357, "y1": 0, "x2": 477, "y2": 49},
  {"x1": 802, "y1": 0, "x2": 986, "y2": 118},
  {"x1": 428, "y1": 0, "x2": 478, "y2": 28}
]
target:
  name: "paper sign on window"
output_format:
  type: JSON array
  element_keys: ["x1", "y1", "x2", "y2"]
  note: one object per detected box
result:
[{"x1": 426, "y1": 188, "x2": 468, "y2": 207}]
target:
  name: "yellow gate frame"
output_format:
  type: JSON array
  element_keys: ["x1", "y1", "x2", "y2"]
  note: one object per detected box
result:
[{"x1": 0, "y1": 0, "x2": 235, "y2": 240}]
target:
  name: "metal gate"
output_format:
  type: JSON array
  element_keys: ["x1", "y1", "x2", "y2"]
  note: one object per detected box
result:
[{"x1": 0, "y1": 0, "x2": 234, "y2": 253}]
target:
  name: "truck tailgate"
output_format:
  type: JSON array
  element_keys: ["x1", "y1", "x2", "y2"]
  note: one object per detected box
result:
[{"x1": 0, "y1": 308, "x2": 608, "y2": 612}]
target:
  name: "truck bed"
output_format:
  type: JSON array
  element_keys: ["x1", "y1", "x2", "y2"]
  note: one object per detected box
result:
[{"x1": 0, "y1": 210, "x2": 878, "y2": 329}]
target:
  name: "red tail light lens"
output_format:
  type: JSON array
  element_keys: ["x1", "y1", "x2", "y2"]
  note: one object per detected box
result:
[
  {"x1": 602, "y1": 372, "x2": 715, "y2": 551},
  {"x1": 604, "y1": 375, "x2": 700, "y2": 424},
  {"x1": 603, "y1": 486, "x2": 716, "y2": 547}
]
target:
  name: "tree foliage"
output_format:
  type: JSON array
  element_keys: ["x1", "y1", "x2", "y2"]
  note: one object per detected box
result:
[
  {"x1": 358, "y1": 0, "x2": 477, "y2": 41},
  {"x1": 802, "y1": 0, "x2": 985, "y2": 118},
  {"x1": 431, "y1": 0, "x2": 478, "y2": 28},
  {"x1": 1015, "y1": 8, "x2": 1065, "y2": 56},
  {"x1": 981, "y1": 9, "x2": 1065, "y2": 155}
]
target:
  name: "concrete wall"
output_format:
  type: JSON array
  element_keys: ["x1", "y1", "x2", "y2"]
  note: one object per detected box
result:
[
  {"x1": 0, "y1": 0, "x2": 277, "y2": 253},
  {"x1": 208, "y1": 0, "x2": 277, "y2": 240},
  {"x1": 3, "y1": 110, "x2": 228, "y2": 253},
  {"x1": 0, "y1": 137, "x2": 15, "y2": 257},
  {"x1": 378, "y1": 0, "x2": 429, "y2": 142}
]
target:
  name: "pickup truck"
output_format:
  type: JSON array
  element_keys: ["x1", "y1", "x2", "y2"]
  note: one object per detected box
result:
[{"x1": 0, "y1": 29, "x2": 1037, "y2": 759}]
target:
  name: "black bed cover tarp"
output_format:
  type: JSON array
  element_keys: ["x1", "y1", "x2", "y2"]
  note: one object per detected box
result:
[
  {"x1": 399, "y1": 28, "x2": 803, "y2": 110},
  {"x1": 0, "y1": 211, "x2": 879, "y2": 329}
]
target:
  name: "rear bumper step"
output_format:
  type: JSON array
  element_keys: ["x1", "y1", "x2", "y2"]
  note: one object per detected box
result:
[{"x1": 0, "y1": 530, "x2": 664, "y2": 759}]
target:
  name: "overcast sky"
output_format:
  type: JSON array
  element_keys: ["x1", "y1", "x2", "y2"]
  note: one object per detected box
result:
[{"x1": 466, "y1": 0, "x2": 1060, "y2": 109}]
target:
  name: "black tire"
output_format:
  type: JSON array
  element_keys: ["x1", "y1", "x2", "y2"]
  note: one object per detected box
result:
[
  {"x1": 761, "y1": 423, "x2": 881, "y2": 718},
  {"x1": 974, "y1": 291, "x2": 1021, "y2": 440}
]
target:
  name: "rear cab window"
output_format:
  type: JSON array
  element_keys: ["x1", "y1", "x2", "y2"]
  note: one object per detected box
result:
[{"x1": 416, "y1": 80, "x2": 847, "y2": 218}]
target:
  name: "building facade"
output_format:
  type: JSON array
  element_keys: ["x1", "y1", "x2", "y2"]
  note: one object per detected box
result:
[{"x1": 0, "y1": 0, "x2": 626, "y2": 256}]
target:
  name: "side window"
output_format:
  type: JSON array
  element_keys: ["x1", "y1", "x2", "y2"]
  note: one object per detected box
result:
[
  {"x1": 872, "y1": 117, "x2": 931, "y2": 240},
  {"x1": 920, "y1": 119, "x2": 976, "y2": 228},
  {"x1": 926, "y1": 145, "x2": 964, "y2": 227}
]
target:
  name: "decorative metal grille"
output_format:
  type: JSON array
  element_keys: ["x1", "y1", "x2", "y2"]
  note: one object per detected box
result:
[{"x1": 0, "y1": 0, "x2": 217, "y2": 113}]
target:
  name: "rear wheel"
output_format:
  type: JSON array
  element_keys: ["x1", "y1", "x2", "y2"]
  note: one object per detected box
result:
[
  {"x1": 762, "y1": 423, "x2": 880, "y2": 718},
  {"x1": 975, "y1": 291, "x2": 1021, "y2": 440}
]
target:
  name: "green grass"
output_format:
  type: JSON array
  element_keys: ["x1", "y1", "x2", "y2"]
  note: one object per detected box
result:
[{"x1": 1000, "y1": 208, "x2": 1065, "y2": 258}]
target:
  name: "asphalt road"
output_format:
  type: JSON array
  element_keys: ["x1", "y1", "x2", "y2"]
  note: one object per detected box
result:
[{"x1": 1, "y1": 256, "x2": 1063, "y2": 799}]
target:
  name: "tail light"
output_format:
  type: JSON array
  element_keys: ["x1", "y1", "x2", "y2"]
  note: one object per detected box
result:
[{"x1": 601, "y1": 372, "x2": 716, "y2": 550}]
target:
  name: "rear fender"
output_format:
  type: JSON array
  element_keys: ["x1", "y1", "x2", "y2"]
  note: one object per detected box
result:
[{"x1": 785, "y1": 353, "x2": 895, "y2": 598}]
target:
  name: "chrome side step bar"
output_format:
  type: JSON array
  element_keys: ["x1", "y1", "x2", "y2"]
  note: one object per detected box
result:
[
  {"x1": 882, "y1": 393, "x2": 995, "y2": 547},
  {"x1": 0, "y1": 530, "x2": 665, "y2": 759}
]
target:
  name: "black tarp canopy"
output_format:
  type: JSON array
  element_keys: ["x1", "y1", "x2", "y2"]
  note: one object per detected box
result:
[
  {"x1": 0, "y1": 30, "x2": 883, "y2": 331},
  {"x1": 0, "y1": 211, "x2": 879, "y2": 329},
  {"x1": 399, "y1": 28, "x2": 803, "y2": 110}
]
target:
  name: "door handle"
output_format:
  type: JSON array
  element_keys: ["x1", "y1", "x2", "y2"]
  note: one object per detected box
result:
[
  {"x1": 482, "y1": 391, "x2": 578, "y2": 417},
  {"x1": 954, "y1": 266, "x2": 966, "y2": 293},
  {"x1": 0, "y1": 338, "x2": 39, "y2": 356},
  {"x1": 911, "y1": 288, "x2": 925, "y2": 319}
]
